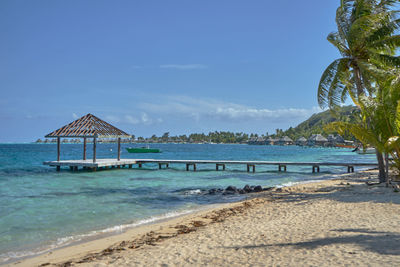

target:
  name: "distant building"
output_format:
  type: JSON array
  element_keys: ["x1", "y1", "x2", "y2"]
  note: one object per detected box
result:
[
  {"x1": 334, "y1": 135, "x2": 345, "y2": 144},
  {"x1": 278, "y1": 136, "x2": 293, "y2": 145},
  {"x1": 255, "y1": 137, "x2": 266, "y2": 145},
  {"x1": 247, "y1": 137, "x2": 258, "y2": 145},
  {"x1": 265, "y1": 137, "x2": 278, "y2": 145},
  {"x1": 308, "y1": 134, "x2": 328, "y2": 146},
  {"x1": 295, "y1": 137, "x2": 307, "y2": 146}
]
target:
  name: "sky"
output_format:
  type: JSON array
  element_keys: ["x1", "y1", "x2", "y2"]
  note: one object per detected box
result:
[{"x1": 0, "y1": 0, "x2": 341, "y2": 142}]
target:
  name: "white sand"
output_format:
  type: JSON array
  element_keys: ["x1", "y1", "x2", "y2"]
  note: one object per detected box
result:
[{"x1": 10, "y1": 170, "x2": 400, "y2": 267}]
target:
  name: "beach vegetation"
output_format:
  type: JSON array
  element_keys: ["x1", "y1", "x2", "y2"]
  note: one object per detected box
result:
[{"x1": 318, "y1": 0, "x2": 400, "y2": 182}]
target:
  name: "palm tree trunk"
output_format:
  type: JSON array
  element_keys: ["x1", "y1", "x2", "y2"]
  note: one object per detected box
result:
[
  {"x1": 354, "y1": 66, "x2": 364, "y2": 97},
  {"x1": 376, "y1": 150, "x2": 386, "y2": 183},
  {"x1": 385, "y1": 153, "x2": 390, "y2": 187},
  {"x1": 354, "y1": 67, "x2": 387, "y2": 182}
]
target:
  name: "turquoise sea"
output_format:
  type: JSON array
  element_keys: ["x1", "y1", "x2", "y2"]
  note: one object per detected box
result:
[{"x1": 0, "y1": 143, "x2": 376, "y2": 263}]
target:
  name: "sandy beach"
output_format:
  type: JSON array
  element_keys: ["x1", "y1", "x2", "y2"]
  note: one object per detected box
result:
[{"x1": 9, "y1": 169, "x2": 400, "y2": 267}]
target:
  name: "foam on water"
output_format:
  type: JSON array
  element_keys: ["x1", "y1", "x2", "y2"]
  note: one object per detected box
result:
[
  {"x1": 0, "y1": 208, "x2": 199, "y2": 263},
  {"x1": 0, "y1": 143, "x2": 377, "y2": 263}
]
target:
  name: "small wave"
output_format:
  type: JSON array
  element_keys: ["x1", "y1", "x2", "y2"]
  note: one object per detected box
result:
[
  {"x1": 184, "y1": 189, "x2": 202, "y2": 195},
  {"x1": 0, "y1": 209, "x2": 197, "y2": 264}
]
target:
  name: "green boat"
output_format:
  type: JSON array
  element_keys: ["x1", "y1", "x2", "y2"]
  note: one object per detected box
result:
[{"x1": 126, "y1": 147, "x2": 161, "y2": 153}]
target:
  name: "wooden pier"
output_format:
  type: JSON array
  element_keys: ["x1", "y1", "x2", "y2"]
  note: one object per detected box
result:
[{"x1": 44, "y1": 158, "x2": 378, "y2": 173}]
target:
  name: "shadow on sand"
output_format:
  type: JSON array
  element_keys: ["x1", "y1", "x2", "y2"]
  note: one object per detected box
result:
[{"x1": 224, "y1": 228, "x2": 400, "y2": 256}]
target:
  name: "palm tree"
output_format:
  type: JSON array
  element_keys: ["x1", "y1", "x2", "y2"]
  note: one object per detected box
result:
[
  {"x1": 318, "y1": 0, "x2": 400, "y2": 108},
  {"x1": 326, "y1": 75, "x2": 400, "y2": 180},
  {"x1": 318, "y1": 0, "x2": 400, "y2": 182}
]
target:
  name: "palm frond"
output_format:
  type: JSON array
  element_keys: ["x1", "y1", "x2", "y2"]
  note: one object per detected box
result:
[
  {"x1": 371, "y1": 53, "x2": 400, "y2": 67},
  {"x1": 317, "y1": 58, "x2": 350, "y2": 109},
  {"x1": 327, "y1": 32, "x2": 349, "y2": 56}
]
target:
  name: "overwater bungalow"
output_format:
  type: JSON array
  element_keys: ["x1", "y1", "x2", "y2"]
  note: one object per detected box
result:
[
  {"x1": 295, "y1": 137, "x2": 307, "y2": 146},
  {"x1": 265, "y1": 137, "x2": 278, "y2": 145},
  {"x1": 247, "y1": 137, "x2": 258, "y2": 145},
  {"x1": 308, "y1": 134, "x2": 328, "y2": 146},
  {"x1": 278, "y1": 136, "x2": 293, "y2": 146},
  {"x1": 256, "y1": 137, "x2": 266, "y2": 145},
  {"x1": 334, "y1": 135, "x2": 345, "y2": 144},
  {"x1": 327, "y1": 134, "x2": 346, "y2": 146}
]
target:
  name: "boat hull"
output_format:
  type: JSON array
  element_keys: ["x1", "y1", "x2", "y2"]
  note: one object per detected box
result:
[{"x1": 126, "y1": 148, "x2": 161, "y2": 153}]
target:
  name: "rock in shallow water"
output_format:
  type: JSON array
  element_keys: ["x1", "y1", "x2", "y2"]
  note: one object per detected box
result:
[
  {"x1": 225, "y1": 186, "x2": 237, "y2": 192},
  {"x1": 254, "y1": 185, "x2": 263, "y2": 192},
  {"x1": 206, "y1": 185, "x2": 273, "y2": 195}
]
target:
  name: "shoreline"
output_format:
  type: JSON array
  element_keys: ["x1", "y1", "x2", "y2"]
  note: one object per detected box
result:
[
  {"x1": 10, "y1": 168, "x2": 400, "y2": 267},
  {"x1": 2, "y1": 170, "x2": 348, "y2": 265}
]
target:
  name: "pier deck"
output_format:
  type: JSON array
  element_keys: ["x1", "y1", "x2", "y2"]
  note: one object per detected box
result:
[{"x1": 44, "y1": 159, "x2": 378, "y2": 173}]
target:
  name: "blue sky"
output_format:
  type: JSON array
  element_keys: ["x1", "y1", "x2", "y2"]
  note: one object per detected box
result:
[{"x1": 0, "y1": 0, "x2": 340, "y2": 142}]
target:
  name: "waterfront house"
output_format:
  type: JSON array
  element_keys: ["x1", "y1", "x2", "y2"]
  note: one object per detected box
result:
[
  {"x1": 295, "y1": 137, "x2": 307, "y2": 146},
  {"x1": 265, "y1": 137, "x2": 278, "y2": 145},
  {"x1": 256, "y1": 137, "x2": 266, "y2": 145},
  {"x1": 247, "y1": 137, "x2": 258, "y2": 145},
  {"x1": 335, "y1": 135, "x2": 345, "y2": 144},
  {"x1": 308, "y1": 134, "x2": 328, "y2": 146},
  {"x1": 278, "y1": 136, "x2": 293, "y2": 145}
]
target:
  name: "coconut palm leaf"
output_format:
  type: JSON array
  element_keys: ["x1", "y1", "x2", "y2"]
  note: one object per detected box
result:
[{"x1": 318, "y1": 58, "x2": 350, "y2": 108}]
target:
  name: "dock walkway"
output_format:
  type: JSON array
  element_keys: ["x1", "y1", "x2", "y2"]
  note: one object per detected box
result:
[{"x1": 44, "y1": 159, "x2": 378, "y2": 173}]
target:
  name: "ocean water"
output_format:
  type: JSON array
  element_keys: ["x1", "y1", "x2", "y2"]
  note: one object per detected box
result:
[{"x1": 0, "y1": 143, "x2": 376, "y2": 263}]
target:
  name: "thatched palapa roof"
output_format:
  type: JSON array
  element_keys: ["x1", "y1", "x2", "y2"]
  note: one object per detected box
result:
[
  {"x1": 45, "y1": 114, "x2": 131, "y2": 138},
  {"x1": 308, "y1": 134, "x2": 328, "y2": 142},
  {"x1": 280, "y1": 136, "x2": 293, "y2": 142}
]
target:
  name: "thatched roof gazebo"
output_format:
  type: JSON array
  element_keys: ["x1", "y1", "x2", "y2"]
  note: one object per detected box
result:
[{"x1": 45, "y1": 114, "x2": 131, "y2": 166}]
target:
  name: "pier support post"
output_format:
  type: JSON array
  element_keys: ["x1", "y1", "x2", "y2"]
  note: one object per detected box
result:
[
  {"x1": 312, "y1": 165, "x2": 320, "y2": 173},
  {"x1": 278, "y1": 165, "x2": 287, "y2": 172},
  {"x1": 83, "y1": 137, "x2": 87, "y2": 160},
  {"x1": 138, "y1": 163, "x2": 142, "y2": 168},
  {"x1": 186, "y1": 163, "x2": 196, "y2": 171},
  {"x1": 247, "y1": 164, "x2": 255, "y2": 173},
  {"x1": 117, "y1": 138, "x2": 121, "y2": 161},
  {"x1": 74, "y1": 166, "x2": 78, "y2": 171},
  {"x1": 216, "y1": 164, "x2": 226, "y2": 171},
  {"x1": 347, "y1": 166, "x2": 354, "y2": 173},
  {"x1": 57, "y1": 137, "x2": 60, "y2": 161},
  {"x1": 93, "y1": 137, "x2": 97, "y2": 163},
  {"x1": 70, "y1": 166, "x2": 74, "y2": 171},
  {"x1": 159, "y1": 163, "x2": 169, "y2": 169},
  {"x1": 56, "y1": 166, "x2": 60, "y2": 172},
  {"x1": 129, "y1": 164, "x2": 132, "y2": 169}
]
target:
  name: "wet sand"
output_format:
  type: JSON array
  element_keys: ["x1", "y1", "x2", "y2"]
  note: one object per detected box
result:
[{"x1": 10, "y1": 170, "x2": 400, "y2": 267}]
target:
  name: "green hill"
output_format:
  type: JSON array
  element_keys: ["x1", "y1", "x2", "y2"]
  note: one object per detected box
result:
[{"x1": 277, "y1": 106, "x2": 360, "y2": 140}]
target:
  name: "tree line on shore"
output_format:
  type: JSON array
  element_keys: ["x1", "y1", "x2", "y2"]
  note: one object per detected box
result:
[
  {"x1": 317, "y1": 0, "x2": 400, "y2": 183},
  {"x1": 36, "y1": 105, "x2": 360, "y2": 144}
]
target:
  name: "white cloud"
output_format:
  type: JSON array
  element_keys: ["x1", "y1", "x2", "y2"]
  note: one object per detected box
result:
[
  {"x1": 213, "y1": 106, "x2": 322, "y2": 121},
  {"x1": 139, "y1": 95, "x2": 321, "y2": 123},
  {"x1": 105, "y1": 115, "x2": 120, "y2": 123},
  {"x1": 104, "y1": 113, "x2": 162, "y2": 126},
  {"x1": 141, "y1": 112, "x2": 154, "y2": 125},
  {"x1": 159, "y1": 64, "x2": 207, "y2": 70},
  {"x1": 72, "y1": 113, "x2": 79, "y2": 119},
  {"x1": 125, "y1": 115, "x2": 139, "y2": 124}
]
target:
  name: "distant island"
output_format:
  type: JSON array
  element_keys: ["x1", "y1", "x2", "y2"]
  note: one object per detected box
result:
[{"x1": 35, "y1": 106, "x2": 358, "y2": 147}]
